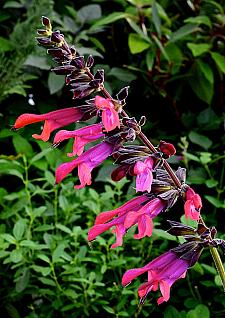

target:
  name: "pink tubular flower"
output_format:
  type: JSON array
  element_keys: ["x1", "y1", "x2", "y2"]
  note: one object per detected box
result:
[
  {"x1": 55, "y1": 142, "x2": 113, "y2": 189},
  {"x1": 88, "y1": 197, "x2": 166, "y2": 248},
  {"x1": 53, "y1": 123, "x2": 104, "y2": 156},
  {"x1": 122, "y1": 250, "x2": 189, "y2": 305},
  {"x1": 13, "y1": 107, "x2": 84, "y2": 142},
  {"x1": 133, "y1": 157, "x2": 154, "y2": 193},
  {"x1": 184, "y1": 187, "x2": 202, "y2": 220},
  {"x1": 95, "y1": 95, "x2": 120, "y2": 132}
]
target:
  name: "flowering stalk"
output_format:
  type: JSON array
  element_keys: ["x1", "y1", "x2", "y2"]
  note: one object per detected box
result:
[{"x1": 12, "y1": 16, "x2": 225, "y2": 303}]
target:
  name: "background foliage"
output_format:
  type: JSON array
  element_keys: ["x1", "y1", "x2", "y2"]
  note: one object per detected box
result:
[{"x1": 0, "y1": 0, "x2": 225, "y2": 317}]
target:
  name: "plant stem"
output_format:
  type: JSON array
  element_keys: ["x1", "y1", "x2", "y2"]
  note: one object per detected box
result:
[{"x1": 210, "y1": 247, "x2": 225, "y2": 292}]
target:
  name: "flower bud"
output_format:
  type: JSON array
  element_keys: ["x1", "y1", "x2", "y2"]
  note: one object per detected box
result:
[
  {"x1": 94, "y1": 69, "x2": 104, "y2": 83},
  {"x1": 86, "y1": 55, "x2": 94, "y2": 68},
  {"x1": 159, "y1": 140, "x2": 176, "y2": 158},
  {"x1": 36, "y1": 37, "x2": 52, "y2": 46},
  {"x1": 116, "y1": 86, "x2": 129, "y2": 102},
  {"x1": 51, "y1": 31, "x2": 64, "y2": 44},
  {"x1": 72, "y1": 56, "x2": 85, "y2": 69},
  {"x1": 42, "y1": 16, "x2": 51, "y2": 29}
]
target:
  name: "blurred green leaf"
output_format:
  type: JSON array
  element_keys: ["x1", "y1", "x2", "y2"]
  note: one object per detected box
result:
[
  {"x1": 48, "y1": 73, "x2": 65, "y2": 95},
  {"x1": 187, "y1": 43, "x2": 211, "y2": 57},
  {"x1": 128, "y1": 33, "x2": 151, "y2": 54},
  {"x1": 211, "y1": 52, "x2": 225, "y2": 74}
]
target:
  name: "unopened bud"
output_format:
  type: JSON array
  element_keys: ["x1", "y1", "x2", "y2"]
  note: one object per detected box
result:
[
  {"x1": 159, "y1": 140, "x2": 176, "y2": 158},
  {"x1": 94, "y1": 69, "x2": 104, "y2": 83},
  {"x1": 51, "y1": 31, "x2": 64, "y2": 44},
  {"x1": 86, "y1": 55, "x2": 94, "y2": 68},
  {"x1": 116, "y1": 86, "x2": 129, "y2": 101},
  {"x1": 36, "y1": 37, "x2": 52, "y2": 46},
  {"x1": 42, "y1": 16, "x2": 51, "y2": 28},
  {"x1": 72, "y1": 56, "x2": 85, "y2": 69}
]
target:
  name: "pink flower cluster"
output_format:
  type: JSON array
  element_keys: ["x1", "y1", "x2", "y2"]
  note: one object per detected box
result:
[{"x1": 13, "y1": 91, "x2": 202, "y2": 305}]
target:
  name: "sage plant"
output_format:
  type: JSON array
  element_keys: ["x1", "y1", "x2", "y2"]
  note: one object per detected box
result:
[{"x1": 13, "y1": 17, "x2": 225, "y2": 304}]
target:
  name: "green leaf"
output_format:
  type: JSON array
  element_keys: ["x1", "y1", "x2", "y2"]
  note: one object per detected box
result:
[
  {"x1": 0, "y1": 36, "x2": 14, "y2": 52},
  {"x1": 3, "y1": 1, "x2": 23, "y2": 8},
  {"x1": 198, "y1": 60, "x2": 214, "y2": 84},
  {"x1": 38, "y1": 277, "x2": 56, "y2": 287},
  {"x1": 128, "y1": 33, "x2": 151, "y2": 54},
  {"x1": 152, "y1": 1, "x2": 161, "y2": 37},
  {"x1": 211, "y1": 52, "x2": 225, "y2": 74},
  {"x1": 77, "y1": 4, "x2": 102, "y2": 23},
  {"x1": 152, "y1": 34, "x2": 170, "y2": 61},
  {"x1": 10, "y1": 249, "x2": 23, "y2": 263},
  {"x1": 12, "y1": 134, "x2": 34, "y2": 157},
  {"x1": 199, "y1": 152, "x2": 212, "y2": 164},
  {"x1": 103, "y1": 306, "x2": 115, "y2": 314},
  {"x1": 126, "y1": 18, "x2": 151, "y2": 42},
  {"x1": 108, "y1": 67, "x2": 137, "y2": 82},
  {"x1": 189, "y1": 131, "x2": 212, "y2": 150},
  {"x1": 170, "y1": 24, "x2": 199, "y2": 42},
  {"x1": 164, "y1": 305, "x2": 180, "y2": 318},
  {"x1": 1, "y1": 233, "x2": 16, "y2": 244},
  {"x1": 48, "y1": 73, "x2": 65, "y2": 95},
  {"x1": 190, "y1": 305, "x2": 210, "y2": 318},
  {"x1": 153, "y1": 229, "x2": 176, "y2": 241},
  {"x1": 184, "y1": 16, "x2": 212, "y2": 28},
  {"x1": 32, "y1": 265, "x2": 51, "y2": 276},
  {"x1": 146, "y1": 49, "x2": 155, "y2": 71},
  {"x1": 92, "y1": 12, "x2": 131, "y2": 27},
  {"x1": 24, "y1": 55, "x2": 50, "y2": 70},
  {"x1": 30, "y1": 148, "x2": 53, "y2": 165},
  {"x1": 56, "y1": 224, "x2": 72, "y2": 234},
  {"x1": 206, "y1": 179, "x2": 218, "y2": 188},
  {"x1": 16, "y1": 268, "x2": 30, "y2": 292},
  {"x1": 188, "y1": 61, "x2": 214, "y2": 104},
  {"x1": 13, "y1": 219, "x2": 26, "y2": 241},
  {"x1": 205, "y1": 195, "x2": 223, "y2": 208},
  {"x1": 187, "y1": 43, "x2": 211, "y2": 57},
  {"x1": 37, "y1": 254, "x2": 50, "y2": 263}
]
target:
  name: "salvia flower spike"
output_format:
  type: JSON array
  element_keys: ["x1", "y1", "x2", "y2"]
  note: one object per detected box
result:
[{"x1": 12, "y1": 16, "x2": 225, "y2": 300}]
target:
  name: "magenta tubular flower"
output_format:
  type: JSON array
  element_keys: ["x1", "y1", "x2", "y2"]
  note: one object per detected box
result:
[
  {"x1": 95, "y1": 95, "x2": 120, "y2": 132},
  {"x1": 55, "y1": 142, "x2": 113, "y2": 189},
  {"x1": 13, "y1": 107, "x2": 84, "y2": 142},
  {"x1": 184, "y1": 187, "x2": 202, "y2": 220},
  {"x1": 122, "y1": 250, "x2": 189, "y2": 305},
  {"x1": 88, "y1": 197, "x2": 166, "y2": 248},
  {"x1": 133, "y1": 157, "x2": 154, "y2": 193},
  {"x1": 53, "y1": 123, "x2": 104, "y2": 156}
]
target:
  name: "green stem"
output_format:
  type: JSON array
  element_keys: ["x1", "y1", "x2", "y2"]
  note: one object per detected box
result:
[{"x1": 210, "y1": 247, "x2": 225, "y2": 292}]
